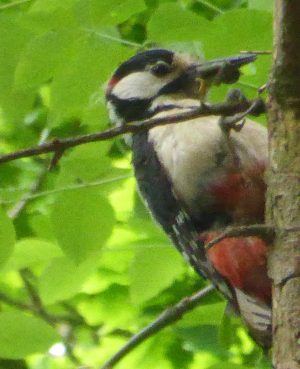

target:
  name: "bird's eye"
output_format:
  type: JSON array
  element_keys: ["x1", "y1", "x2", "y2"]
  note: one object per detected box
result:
[{"x1": 150, "y1": 61, "x2": 172, "y2": 77}]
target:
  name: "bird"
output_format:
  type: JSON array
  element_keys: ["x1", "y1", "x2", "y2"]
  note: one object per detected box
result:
[{"x1": 105, "y1": 49, "x2": 271, "y2": 348}]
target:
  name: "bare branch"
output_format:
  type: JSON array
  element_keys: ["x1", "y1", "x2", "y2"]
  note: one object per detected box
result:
[
  {"x1": 205, "y1": 224, "x2": 275, "y2": 250},
  {"x1": 19, "y1": 269, "x2": 55, "y2": 323},
  {"x1": 99, "y1": 285, "x2": 214, "y2": 369},
  {"x1": 0, "y1": 99, "x2": 262, "y2": 165}
]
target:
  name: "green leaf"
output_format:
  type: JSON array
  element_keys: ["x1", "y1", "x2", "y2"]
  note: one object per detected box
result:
[
  {"x1": 75, "y1": 0, "x2": 146, "y2": 27},
  {"x1": 29, "y1": 214, "x2": 56, "y2": 241},
  {"x1": 200, "y1": 9, "x2": 272, "y2": 88},
  {"x1": 0, "y1": 207, "x2": 15, "y2": 267},
  {"x1": 29, "y1": 0, "x2": 75, "y2": 13},
  {"x1": 51, "y1": 187, "x2": 115, "y2": 263},
  {"x1": 176, "y1": 325, "x2": 222, "y2": 353},
  {"x1": 248, "y1": 0, "x2": 273, "y2": 12},
  {"x1": 24, "y1": 0, "x2": 77, "y2": 32},
  {"x1": 78, "y1": 284, "x2": 135, "y2": 328},
  {"x1": 55, "y1": 142, "x2": 112, "y2": 186},
  {"x1": 0, "y1": 312, "x2": 59, "y2": 359},
  {"x1": 5, "y1": 238, "x2": 62, "y2": 270},
  {"x1": 200, "y1": 10, "x2": 272, "y2": 57},
  {"x1": 49, "y1": 34, "x2": 131, "y2": 126},
  {"x1": 148, "y1": 3, "x2": 211, "y2": 42},
  {"x1": 130, "y1": 242, "x2": 184, "y2": 305},
  {"x1": 39, "y1": 256, "x2": 98, "y2": 304},
  {"x1": 176, "y1": 302, "x2": 226, "y2": 327},
  {"x1": 0, "y1": 15, "x2": 34, "y2": 123},
  {"x1": 14, "y1": 31, "x2": 75, "y2": 91}
]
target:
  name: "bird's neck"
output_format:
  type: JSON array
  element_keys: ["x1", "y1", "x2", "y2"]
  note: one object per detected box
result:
[
  {"x1": 149, "y1": 95, "x2": 200, "y2": 116},
  {"x1": 107, "y1": 91, "x2": 200, "y2": 128}
]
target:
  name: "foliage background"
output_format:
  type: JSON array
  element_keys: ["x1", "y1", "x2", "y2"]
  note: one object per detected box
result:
[{"x1": 0, "y1": 0, "x2": 272, "y2": 368}]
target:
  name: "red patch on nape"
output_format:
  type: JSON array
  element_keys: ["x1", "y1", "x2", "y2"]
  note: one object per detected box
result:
[{"x1": 106, "y1": 76, "x2": 120, "y2": 95}]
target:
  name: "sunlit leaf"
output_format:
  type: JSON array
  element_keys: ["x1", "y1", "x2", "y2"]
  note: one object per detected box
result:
[
  {"x1": 39, "y1": 256, "x2": 98, "y2": 304},
  {"x1": 176, "y1": 302, "x2": 226, "y2": 327},
  {"x1": 148, "y1": 3, "x2": 211, "y2": 42},
  {"x1": 51, "y1": 187, "x2": 115, "y2": 263},
  {"x1": 130, "y1": 242, "x2": 184, "y2": 305},
  {"x1": 0, "y1": 312, "x2": 59, "y2": 359},
  {"x1": 77, "y1": 284, "x2": 135, "y2": 327},
  {"x1": 248, "y1": 0, "x2": 273, "y2": 12},
  {"x1": 75, "y1": 0, "x2": 146, "y2": 27},
  {"x1": 5, "y1": 238, "x2": 62, "y2": 270}
]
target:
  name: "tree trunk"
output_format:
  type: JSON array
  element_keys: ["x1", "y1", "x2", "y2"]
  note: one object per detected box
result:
[{"x1": 267, "y1": 1, "x2": 300, "y2": 369}]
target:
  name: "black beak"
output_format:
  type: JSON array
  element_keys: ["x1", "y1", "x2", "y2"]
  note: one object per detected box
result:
[{"x1": 187, "y1": 53, "x2": 257, "y2": 86}]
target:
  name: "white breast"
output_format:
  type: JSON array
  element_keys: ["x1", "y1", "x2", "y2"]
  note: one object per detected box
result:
[{"x1": 148, "y1": 100, "x2": 268, "y2": 210}]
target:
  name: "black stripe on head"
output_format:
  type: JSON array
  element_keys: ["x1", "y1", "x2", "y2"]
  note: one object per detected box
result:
[{"x1": 113, "y1": 49, "x2": 174, "y2": 79}]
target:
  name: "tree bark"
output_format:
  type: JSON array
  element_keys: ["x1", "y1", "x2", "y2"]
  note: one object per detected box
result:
[{"x1": 267, "y1": 1, "x2": 300, "y2": 369}]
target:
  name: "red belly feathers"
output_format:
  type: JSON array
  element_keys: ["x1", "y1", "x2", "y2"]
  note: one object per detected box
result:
[
  {"x1": 206, "y1": 234, "x2": 271, "y2": 304},
  {"x1": 204, "y1": 166, "x2": 271, "y2": 304},
  {"x1": 209, "y1": 168, "x2": 266, "y2": 224}
]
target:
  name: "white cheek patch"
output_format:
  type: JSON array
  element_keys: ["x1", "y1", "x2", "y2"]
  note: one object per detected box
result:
[{"x1": 112, "y1": 71, "x2": 174, "y2": 100}]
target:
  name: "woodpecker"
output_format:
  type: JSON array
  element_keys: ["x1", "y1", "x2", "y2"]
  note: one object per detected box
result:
[{"x1": 106, "y1": 49, "x2": 271, "y2": 348}]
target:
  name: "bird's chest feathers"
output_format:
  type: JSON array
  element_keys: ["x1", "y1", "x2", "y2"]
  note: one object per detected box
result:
[
  {"x1": 148, "y1": 119, "x2": 266, "y2": 223},
  {"x1": 148, "y1": 119, "x2": 224, "y2": 209}
]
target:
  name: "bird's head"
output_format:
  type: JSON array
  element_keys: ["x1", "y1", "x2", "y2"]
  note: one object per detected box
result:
[
  {"x1": 105, "y1": 48, "x2": 256, "y2": 126},
  {"x1": 105, "y1": 49, "x2": 202, "y2": 126}
]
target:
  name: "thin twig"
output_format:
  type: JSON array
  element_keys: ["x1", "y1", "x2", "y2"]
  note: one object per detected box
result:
[
  {"x1": 19, "y1": 269, "x2": 52, "y2": 320},
  {"x1": 205, "y1": 224, "x2": 275, "y2": 250},
  {"x1": 2, "y1": 174, "x2": 132, "y2": 205},
  {"x1": 196, "y1": 0, "x2": 224, "y2": 14},
  {"x1": 0, "y1": 99, "x2": 259, "y2": 165},
  {"x1": 84, "y1": 28, "x2": 142, "y2": 48},
  {"x1": 99, "y1": 285, "x2": 215, "y2": 369},
  {"x1": 0, "y1": 292, "x2": 31, "y2": 310},
  {"x1": 8, "y1": 128, "x2": 50, "y2": 219},
  {"x1": 7, "y1": 167, "x2": 49, "y2": 218},
  {"x1": 0, "y1": 0, "x2": 32, "y2": 10}
]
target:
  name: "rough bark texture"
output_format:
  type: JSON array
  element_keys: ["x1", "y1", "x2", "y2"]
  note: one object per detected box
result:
[{"x1": 267, "y1": 1, "x2": 300, "y2": 369}]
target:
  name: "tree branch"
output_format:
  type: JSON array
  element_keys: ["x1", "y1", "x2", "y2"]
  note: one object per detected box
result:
[
  {"x1": 0, "y1": 292, "x2": 31, "y2": 311},
  {"x1": 268, "y1": 1, "x2": 300, "y2": 368},
  {"x1": 99, "y1": 285, "x2": 214, "y2": 369},
  {"x1": 0, "y1": 99, "x2": 262, "y2": 165}
]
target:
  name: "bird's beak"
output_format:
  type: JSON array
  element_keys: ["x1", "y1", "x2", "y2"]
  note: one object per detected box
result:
[
  {"x1": 185, "y1": 53, "x2": 257, "y2": 100},
  {"x1": 187, "y1": 53, "x2": 257, "y2": 86}
]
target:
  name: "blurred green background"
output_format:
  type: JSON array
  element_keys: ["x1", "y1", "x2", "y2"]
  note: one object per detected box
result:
[{"x1": 0, "y1": 1, "x2": 272, "y2": 368}]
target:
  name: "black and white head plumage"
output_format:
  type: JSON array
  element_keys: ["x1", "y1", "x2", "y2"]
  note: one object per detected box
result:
[{"x1": 105, "y1": 49, "x2": 201, "y2": 125}]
